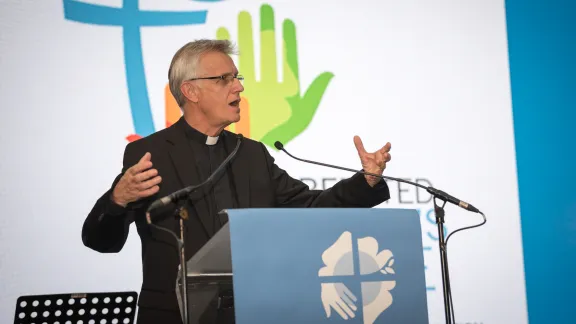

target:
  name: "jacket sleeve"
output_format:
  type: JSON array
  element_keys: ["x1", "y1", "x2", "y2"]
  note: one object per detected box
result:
[
  {"x1": 261, "y1": 143, "x2": 391, "y2": 208},
  {"x1": 81, "y1": 142, "x2": 144, "y2": 253}
]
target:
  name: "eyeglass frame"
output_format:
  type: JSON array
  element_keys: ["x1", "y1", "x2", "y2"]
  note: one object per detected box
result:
[{"x1": 185, "y1": 73, "x2": 244, "y2": 84}]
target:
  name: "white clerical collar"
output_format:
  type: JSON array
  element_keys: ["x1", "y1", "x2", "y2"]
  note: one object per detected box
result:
[{"x1": 206, "y1": 135, "x2": 219, "y2": 145}]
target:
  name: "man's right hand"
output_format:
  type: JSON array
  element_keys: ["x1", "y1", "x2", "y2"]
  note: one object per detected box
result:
[{"x1": 111, "y1": 152, "x2": 162, "y2": 207}]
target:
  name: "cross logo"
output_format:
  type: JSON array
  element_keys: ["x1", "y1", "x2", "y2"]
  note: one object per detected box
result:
[{"x1": 319, "y1": 231, "x2": 396, "y2": 324}]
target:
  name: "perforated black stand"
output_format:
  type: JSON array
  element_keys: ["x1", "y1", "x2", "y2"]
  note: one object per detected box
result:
[{"x1": 13, "y1": 291, "x2": 138, "y2": 324}]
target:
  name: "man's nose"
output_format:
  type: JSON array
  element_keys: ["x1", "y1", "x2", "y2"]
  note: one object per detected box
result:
[{"x1": 232, "y1": 78, "x2": 244, "y2": 93}]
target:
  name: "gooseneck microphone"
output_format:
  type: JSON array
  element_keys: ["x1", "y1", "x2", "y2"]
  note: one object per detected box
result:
[
  {"x1": 273, "y1": 141, "x2": 480, "y2": 214},
  {"x1": 275, "y1": 140, "x2": 485, "y2": 324},
  {"x1": 146, "y1": 134, "x2": 244, "y2": 219}
]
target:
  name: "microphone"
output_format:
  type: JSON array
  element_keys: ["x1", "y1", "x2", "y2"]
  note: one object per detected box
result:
[
  {"x1": 145, "y1": 134, "x2": 244, "y2": 221},
  {"x1": 274, "y1": 141, "x2": 480, "y2": 214}
]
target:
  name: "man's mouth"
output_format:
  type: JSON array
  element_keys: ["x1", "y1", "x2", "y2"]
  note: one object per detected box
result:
[{"x1": 229, "y1": 99, "x2": 241, "y2": 107}]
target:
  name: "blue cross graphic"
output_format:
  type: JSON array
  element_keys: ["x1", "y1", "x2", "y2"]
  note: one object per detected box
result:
[{"x1": 62, "y1": 0, "x2": 216, "y2": 137}]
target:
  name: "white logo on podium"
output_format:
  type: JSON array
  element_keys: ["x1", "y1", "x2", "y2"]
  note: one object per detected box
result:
[{"x1": 319, "y1": 231, "x2": 396, "y2": 323}]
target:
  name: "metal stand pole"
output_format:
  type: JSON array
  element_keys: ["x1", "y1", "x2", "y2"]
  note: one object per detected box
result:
[
  {"x1": 178, "y1": 208, "x2": 189, "y2": 324},
  {"x1": 434, "y1": 198, "x2": 453, "y2": 324}
]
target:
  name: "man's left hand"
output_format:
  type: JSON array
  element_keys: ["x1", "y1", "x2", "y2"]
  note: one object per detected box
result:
[{"x1": 353, "y1": 136, "x2": 392, "y2": 187}]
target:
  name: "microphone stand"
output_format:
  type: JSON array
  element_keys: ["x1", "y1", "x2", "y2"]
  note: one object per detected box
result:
[
  {"x1": 145, "y1": 199, "x2": 191, "y2": 324},
  {"x1": 177, "y1": 203, "x2": 189, "y2": 324},
  {"x1": 273, "y1": 141, "x2": 485, "y2": 324},
  {"x1": 434, "y1": 198, "x2": 453, "y2": 324},
  {"x1": 145, "y1": 134, "x2": 244, "y2": 324}
]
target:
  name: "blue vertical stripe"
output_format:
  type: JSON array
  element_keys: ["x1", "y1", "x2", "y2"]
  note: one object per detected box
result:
[{"x1": 505, "y1": 1, "x2": 576, "y2": 323}]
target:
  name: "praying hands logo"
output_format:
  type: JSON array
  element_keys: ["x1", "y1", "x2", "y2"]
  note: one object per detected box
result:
[{"x1": 319, "y1": 232, "x2": 396, "y2": 324}]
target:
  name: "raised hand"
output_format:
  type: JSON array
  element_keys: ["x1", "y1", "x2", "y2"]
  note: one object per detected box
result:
[
  {"x1": 217, "y1": 4, "x2": 333, "y2": 147},
  {"x1": 353, "y1": 136, "x2": 392, "y2": 187},
  {"x1": 112, "y1": 152, "x2": 162, "y2": 207},
  {"x1": 320, "y1": 282, "x2": 358, "y2": 320}
]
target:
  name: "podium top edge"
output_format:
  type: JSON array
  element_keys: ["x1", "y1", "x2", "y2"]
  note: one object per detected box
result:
[{"x1": 220, "y1": 208, "x2": 422, "y2": 213}]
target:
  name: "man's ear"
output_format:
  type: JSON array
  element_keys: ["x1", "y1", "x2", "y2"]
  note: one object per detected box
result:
[{"x1": 180, "y1": 81, "x2": 199, "y2": 103}]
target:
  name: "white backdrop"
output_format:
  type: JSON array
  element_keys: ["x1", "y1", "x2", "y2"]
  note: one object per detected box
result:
[{"x1": 0, "y1": 0, "x2": 527, "y2": 323}]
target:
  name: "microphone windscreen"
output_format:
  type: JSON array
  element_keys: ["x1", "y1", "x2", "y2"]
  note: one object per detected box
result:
[{"x1": 274, "y1": 141, "x2": 284, "y2": 150}]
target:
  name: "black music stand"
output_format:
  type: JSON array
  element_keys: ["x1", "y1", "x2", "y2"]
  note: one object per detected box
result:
[{"x1": 13, "y1": 291, "x2": 138, "y2": 324}]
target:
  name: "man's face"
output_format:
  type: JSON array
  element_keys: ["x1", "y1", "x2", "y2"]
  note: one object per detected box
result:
[{"x1": 194, "y1": 51, "x2": 244, "y2": 127}]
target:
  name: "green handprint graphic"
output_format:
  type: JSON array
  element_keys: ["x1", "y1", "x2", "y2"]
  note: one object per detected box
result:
[{"x1": 217, "y1": 4, "x2": 334, "y2": 148}]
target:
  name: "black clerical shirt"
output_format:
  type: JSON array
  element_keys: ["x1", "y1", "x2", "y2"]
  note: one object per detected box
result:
[{"x1": 181, "y1": 122, "x2": 237, "y2": 236}]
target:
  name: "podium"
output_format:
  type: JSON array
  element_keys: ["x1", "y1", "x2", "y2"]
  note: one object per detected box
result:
[{"x1": 178, "y1": 208, "x2": 429, "y2": 324}]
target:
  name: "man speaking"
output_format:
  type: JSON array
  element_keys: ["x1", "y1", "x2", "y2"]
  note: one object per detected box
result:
[{"x1": 81, "y1": 39, "x2": 392, "y2": 324}]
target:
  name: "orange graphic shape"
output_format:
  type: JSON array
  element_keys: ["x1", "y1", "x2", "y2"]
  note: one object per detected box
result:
[
  {"x1": 127, "y1": 87, "x2": 250, "y2": 143},
  {"x1": 126, "y1": 134, "x2": 143, "y2": 142},
  {"x1": 233, "y1": 96, "x2": 250, "y2": 138},
  {"x1": 165, "y1": 84, "x2": 182, "y2": 128}
]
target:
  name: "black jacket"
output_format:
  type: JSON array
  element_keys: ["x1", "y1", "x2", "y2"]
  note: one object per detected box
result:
[{"x1": 81, "y1": 117, "x2": 390, "y2": 311}]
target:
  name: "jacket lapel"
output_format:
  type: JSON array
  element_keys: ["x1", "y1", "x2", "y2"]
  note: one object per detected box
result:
[
  {"x1": 165, "y1": 119, "x2": 212, "y2": 237},
  {"x1": 223, "y1": 131, "x2": 250, "y2": 209}
]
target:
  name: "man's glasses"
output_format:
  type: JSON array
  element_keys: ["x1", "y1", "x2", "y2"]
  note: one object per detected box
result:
[{"x1": 187, "y1": 74, "x2": 244, "y2": 85}]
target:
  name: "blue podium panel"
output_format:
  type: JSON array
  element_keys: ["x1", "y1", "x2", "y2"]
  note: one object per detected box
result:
[{"x1": 227, "y1": 208, "x2": 429, "y2": 324}]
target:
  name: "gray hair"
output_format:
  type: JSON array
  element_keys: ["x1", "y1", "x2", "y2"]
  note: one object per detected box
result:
[{"x1": 168, "y1": 39, "x2": 237, "y2": 107}]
